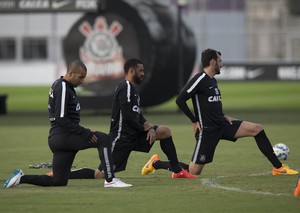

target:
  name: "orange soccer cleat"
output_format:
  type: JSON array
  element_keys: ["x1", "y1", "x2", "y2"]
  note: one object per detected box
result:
[
  {"x1": 141, "y1": 154, "x2": 160, "y2": 175},
  {"x1": 172, "y1": 169, "x2": 197, "y2": 179}
]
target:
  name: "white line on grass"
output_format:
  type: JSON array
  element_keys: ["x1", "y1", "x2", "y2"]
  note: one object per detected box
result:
[{"x1": 200, "y1": 170, "x2": 297, "y2": 196}]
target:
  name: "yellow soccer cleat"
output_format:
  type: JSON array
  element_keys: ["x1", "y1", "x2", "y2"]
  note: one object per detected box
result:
[
  {"x1": 272, "y1": 164, "x2": 299, "y2": 175},
  {"x1": 294, "y1": 176, "x2": 300, "y2": 197},
  {"x1": 141, "y1": 154, "x2": 160, "y2": 175}
]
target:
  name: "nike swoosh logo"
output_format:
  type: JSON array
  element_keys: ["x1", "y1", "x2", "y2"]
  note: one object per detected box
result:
[
  {"x1": 246, "y1": 68, "x2": 264, "y2": 79},
  {"x1": 52, "y1": 0, "x2": 71, "y2": 9}
]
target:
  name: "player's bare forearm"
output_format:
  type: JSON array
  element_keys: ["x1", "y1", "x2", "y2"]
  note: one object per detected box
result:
[{"x1": 143, "y1": 121, "x2": 154, "y2": 131}]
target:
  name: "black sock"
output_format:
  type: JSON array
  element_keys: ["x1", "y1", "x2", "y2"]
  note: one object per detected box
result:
[
  {"x1": 179, "y1": 162, "x2": 189, "y2": 171},
  {"x1": 159, "y1": 136, "x2": 182, "y2": 173},
  {"x1": 255, "y1": 130, "x2": 282, "y2": 168},
  {"x1": 153, "y1": 161, "x2": 189, "y2": 172},
  {"x1": 68, "y1": 168, "x2": 95, "y2": 179},
  {"x1": 153, "y1": 160, "x2": 170, "y2": 170}
]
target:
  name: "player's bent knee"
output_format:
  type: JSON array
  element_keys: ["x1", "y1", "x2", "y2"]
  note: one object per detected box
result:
[
  {"x1": 157, "y1": 126, "x2": 172, "y2": 139},
  {"x1": 255, "y1": 123, "x2": 264, "y2": 134}
]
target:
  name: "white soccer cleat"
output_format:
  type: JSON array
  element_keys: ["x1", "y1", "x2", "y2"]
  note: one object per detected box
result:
[
  {"x1": 104, "y1": 178, "x2": 133, "y2": 188},
  {"x1": 2, "y1": 169, "x2": 24, "y2": 188}
]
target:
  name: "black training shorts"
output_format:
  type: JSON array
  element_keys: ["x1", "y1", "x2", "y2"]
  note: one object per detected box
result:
[
  {"x1": 191, "y1": 120, "x2": 242, "y2": 164},
  {"x1": 108, "y1": 126, "x2": 158, "y2": 172}
]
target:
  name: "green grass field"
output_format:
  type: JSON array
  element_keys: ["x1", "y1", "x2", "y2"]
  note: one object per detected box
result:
[{"x1": 0, "y1": 82, "x2": 300, "y2": 213}]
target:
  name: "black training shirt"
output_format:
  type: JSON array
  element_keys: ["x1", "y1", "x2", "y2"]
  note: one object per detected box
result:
[
  {"x1": 48, "y1": 77, "x2": 92, "y2": 139},
  {"x1": 176, "y1": 72, "x2": 227, "y2": 131},
  {"x1": 109, "y1": 80, "x2": 146, "y2": 140}
]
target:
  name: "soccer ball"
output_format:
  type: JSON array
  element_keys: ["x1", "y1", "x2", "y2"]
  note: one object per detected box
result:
[{"x1": 273, "y1": 143, "x2": 289, "y2": 160}]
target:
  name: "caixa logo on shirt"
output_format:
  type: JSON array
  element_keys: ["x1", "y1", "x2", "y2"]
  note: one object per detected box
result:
[
  {"x1": 132, "y1": 105, "x2": 141, "y2": 114},
  {"x1": 208, "y1": 96, "x2": 222, "y2": 102}
]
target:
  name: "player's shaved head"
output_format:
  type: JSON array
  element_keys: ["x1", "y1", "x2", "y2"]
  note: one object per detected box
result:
[{"x1": 67, "y1": 60, "x2": 87, "y2": 73}]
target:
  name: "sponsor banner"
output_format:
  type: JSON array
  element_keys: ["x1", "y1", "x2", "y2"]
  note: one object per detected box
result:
[
  {"x1": 216, "y1": 64, "x2": 300, "y2": 80},
  {"x1": 0, "y1": 0, "x2": 98, "y2": 12}
]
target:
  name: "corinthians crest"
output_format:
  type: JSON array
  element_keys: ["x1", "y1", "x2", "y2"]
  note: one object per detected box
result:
[{"x1": 79, "y1": 16, "x2": 125, "y2": 83}]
